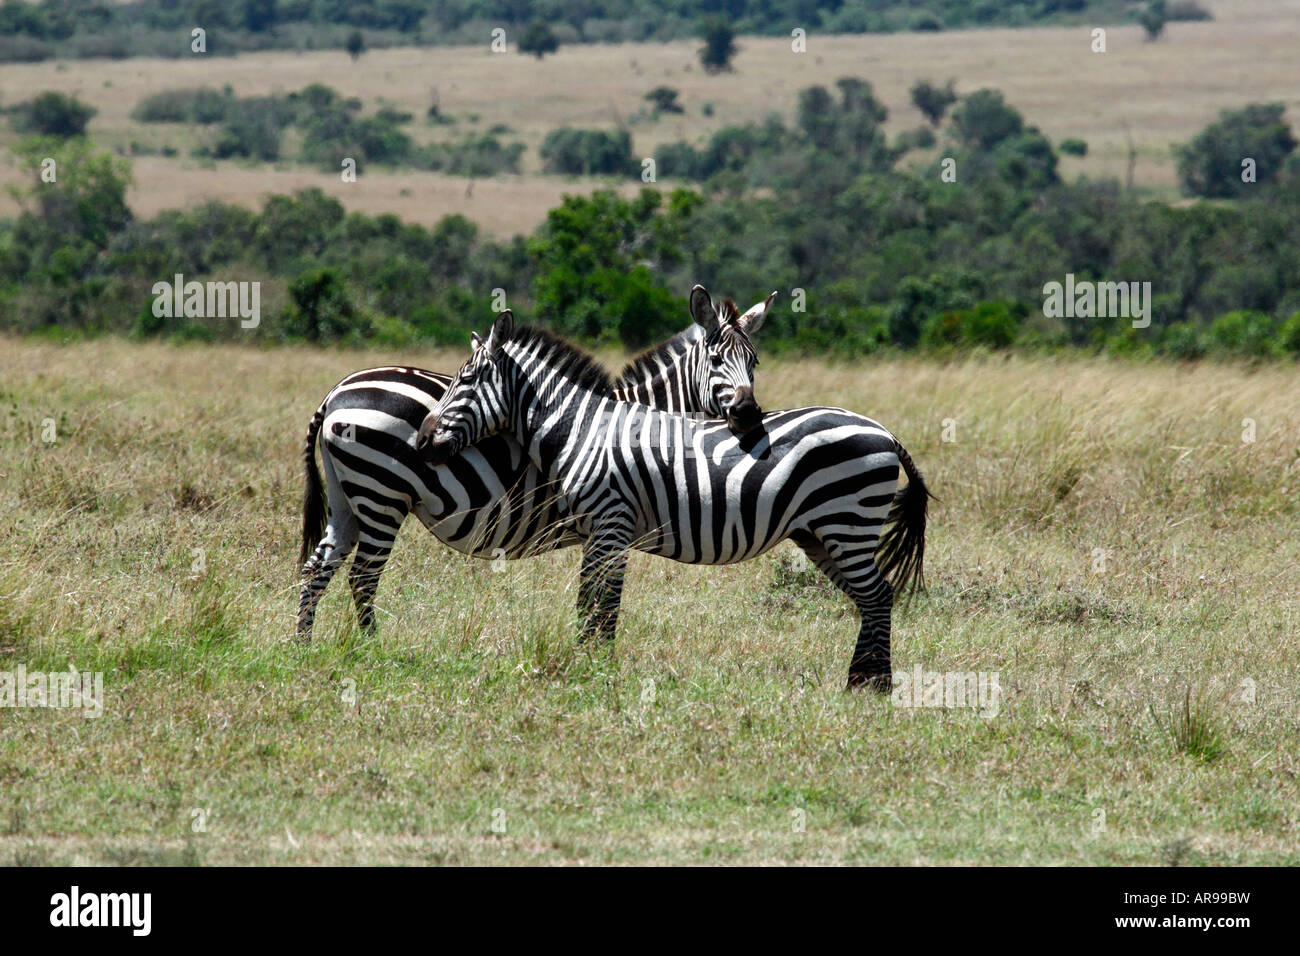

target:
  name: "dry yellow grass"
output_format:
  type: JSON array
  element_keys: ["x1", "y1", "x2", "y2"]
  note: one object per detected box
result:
[
  {"x1": 1, "y1": 0, "x2": 1297, "y2": 233},
  {"x1": 1, "y1": 336, "x2": 1297, "y2": 863}
]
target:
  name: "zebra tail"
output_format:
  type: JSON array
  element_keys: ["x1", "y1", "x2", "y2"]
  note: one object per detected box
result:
[
  {"x1": 299, "y1": 404, "x2": 327, "y2": 568},
  {"x1": 876, "y1": 439, "x2": 931, "y2": 598}
]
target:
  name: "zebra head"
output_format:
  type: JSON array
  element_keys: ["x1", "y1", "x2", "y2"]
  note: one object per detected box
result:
[
  {"x1": 688, "y1": 284, "x2": 775, "y2": 435},
  {"x1": 418, "y1": 311, "x2": 517, "y2": 467}
]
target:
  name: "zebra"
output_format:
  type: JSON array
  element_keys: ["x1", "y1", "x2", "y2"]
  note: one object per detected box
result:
[
  {"x1": 297, "y1": 285, "x2": 776, "y2": 640},
  {"x1": 417, "y1": 311, "x2": 930, "y2": 691}
]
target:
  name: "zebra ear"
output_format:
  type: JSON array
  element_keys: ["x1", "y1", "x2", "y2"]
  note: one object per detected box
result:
[
  {"x1": 738, "y1": 291, "x2": 777, "y2": 335},
  {"x1": 470, "y1": 331, "x2": 484, "y2": 351},
  {"x1": 486, "y1": 310, "x2": 513, "y2": 356},
  {"x1": 689, "y1": 284, "x2": 717, "y2": 330}
]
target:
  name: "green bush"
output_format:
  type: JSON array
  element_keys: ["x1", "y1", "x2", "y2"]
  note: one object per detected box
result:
[
  {"x1": 1167, "y1": 1, "x2": 1212, "y2": 20},
  {"x1": 279, "y1": 267, "x2": 368, "y2": 343},
  {"x1": 645, "y1": 87, "x2": 683, "y2": 115},
  {"x1": 699, "y1": 16, "x2": 737, "y2": 73},
  {"x1": 910, "y1": 79, "x2": 956, "y2": 126},
  {"x1": 518, "y1": 21, "x2": 559, "y2": 59},
  {"x1": 420, "y1": 134, "x2": 525, "y2": 176},
  {"x1": 132, "y1": 88, "x2": 233, "y2": 124},
  {"x1": 1177, "y1": 103, "x2": 1297, "y2": 198},
  {"x1": 209, "y1": 96, "x2": 295, "y2": 161},
  {"x1": 909, "y1": 11, "x2": 943, "y2": 31},
  {"x1": 1158, "y1": 322, "x2": 1206, "y2": 360},
  {"x1": 1059, "y1": 138, "x2": 1088, "y2": 156},
  {"x1": 1275, "y1": 311, "x2": 1300, "y2": 355},
  {"x1": 10, "y1": 91, "x2": 95, "y2": 137},
  {"x1": 540, "y1": 128, "x2": 634, "y2": 176},
  {"x1": 299, "y1": 103, "x2": 412, "y2": 170},
  {"x1": 951, "y1": 89, "x2": 1023, "y2": 150},
  {"x1": 896, "y1": 126, "x2": 937, "y2": 152},
  {"x1": 920, "y1": 301, "x2": 1022, "y2": 350},
  {"x1": 1203, "y1": 310, "x2": 1278, "y2": 357}
]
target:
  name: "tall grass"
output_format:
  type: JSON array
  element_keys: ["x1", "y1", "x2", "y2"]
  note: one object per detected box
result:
[{"x1": 0, "y1": 337, "x2": 1297, "y2": 864}]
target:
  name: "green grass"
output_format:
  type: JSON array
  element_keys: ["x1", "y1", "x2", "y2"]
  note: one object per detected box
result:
[{"x1": 1, "y1": 337, "x2": 1297, "y2": 864}]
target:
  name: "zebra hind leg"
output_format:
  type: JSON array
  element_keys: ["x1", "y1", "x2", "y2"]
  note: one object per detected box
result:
[
  {"x1": 348, "y1": 519, "x2": 404, "y2": 635},
  {"x1": 794, "y1": 532, "x2": 894, "y2": 693},
  {"x1": 298, "y1": 518, "x2": 359, "y2": 644}
]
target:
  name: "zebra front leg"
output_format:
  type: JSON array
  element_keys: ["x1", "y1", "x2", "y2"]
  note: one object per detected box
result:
[{"x1": 576, "y1": 527, "x2": 631, "y2": 642}]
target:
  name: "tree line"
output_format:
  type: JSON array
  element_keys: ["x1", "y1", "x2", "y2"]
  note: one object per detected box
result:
[
  {"x1": 2, "y1": 79, "x2": 1298, "y2": 360},
  {"x1": 1, "y1": 1, "x2": 1138, "y2": 62}
]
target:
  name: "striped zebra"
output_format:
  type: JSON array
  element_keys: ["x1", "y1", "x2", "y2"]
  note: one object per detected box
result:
[
  {"x1": 418, "y1": 311, "x2": 930, "y2": 690},
  {"x1": 297, "y1": 286, "x2": 775, "y2": 640}
]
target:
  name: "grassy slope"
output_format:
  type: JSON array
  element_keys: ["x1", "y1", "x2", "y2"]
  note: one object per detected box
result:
[
  {"x1": 1, "y1": 337, "x2": 1297, "y2": 864},
  {"x1": 1, "y1": 0, "x2": 1299, "y2": 233}
]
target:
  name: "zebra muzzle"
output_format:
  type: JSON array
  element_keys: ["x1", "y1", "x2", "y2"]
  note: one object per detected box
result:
[
  {"x1": 726, "y1": 386, "x2": 763, "y2": 435},
  {"x1": 416, "y1": 415, "x2": 457, "y2": 466}
]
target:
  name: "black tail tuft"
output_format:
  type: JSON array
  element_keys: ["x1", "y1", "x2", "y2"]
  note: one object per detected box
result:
[
  {"x1": 299, "y1": 406, "x2": 327, "y2": 568},
  {"x1": 876, "y1": 439, "x2": 930, "y2": 599}
]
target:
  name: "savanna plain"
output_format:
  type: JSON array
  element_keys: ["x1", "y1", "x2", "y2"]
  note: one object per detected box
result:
[{"x1": 1, "y1": 338, "x2": 1296, "y2": 864}]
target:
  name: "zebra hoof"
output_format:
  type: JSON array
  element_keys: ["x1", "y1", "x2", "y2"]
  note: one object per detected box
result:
[{"x1": 846, "y1": 671, "x2": 892, "y2": 694}]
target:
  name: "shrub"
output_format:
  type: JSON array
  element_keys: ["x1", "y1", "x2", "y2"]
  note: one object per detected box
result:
[
  {"x1": 210, "y1": 97, "x2": 291, "y2": 161},
  {"x1": 910, "y1": 79, "x2": 957, "y2": 126},
  {"x1": 421, "y1": 133, "x2": 525, "y2": 176},
  {"x1": 896, "y1": 126, "x2": 936, "y2": 152},
  {"x1": 654, "y1": 141, "x2": 706, "y2": 180},
  {"x1": 0, "y1": 35, "x2": 53, "y2": 62},
  {"x1": 921, "y1": 301, "x2": 1021, "y2": 350},
  {"x1": 1059, "y1": 138, "x2": 1088, "y2": 156},
  {"x1": 1176, "y1": 103, "x2": 1297, "y2": 198},
  {"x1": 951, "y1": 89, "x2": 1023, "y2": 150},
  {"x1": 1274, "y1": 311, "x2": 1300, "y2": 355},
  {"x1": 909, "y1": 11, "x2": 943, "y2": 31},
  {"x1": 1158, "y1": 322, "x2": 1206, "y2": 360},
  {"x1": 1139, "y1": 0, "x2": 1167, "y2": 41},
  {"x1": 132, "y1": 88, "x2": 233, "y2": 124},
  {"x1": 10, "y1": 91, "x2": 95, "y2": 137},
  {"x1": 299, "y1": 103, "x2": 412, "y2": 170},
  {"x1": 645, "y1": 86, "x2": 683, "y2": 115},
  {"x1": 345, "y1": 30, "x2": 364, "y2": 60},
  {"x1": 1203, "y1": 310, "x2": 1278, "y2": 358},
  {"x1": 279, "y1": 267, "x2": 367, "y2": 343},
  {"x1": 540, "y1": 127, "x2": 634, "y2": 176},
  {"x1": 699, "y1": 16, "x2": 737, "y2": 73},
  {"x1": 1166, "y1": 1, "x2": 1212, "y2": 21},
  {"x1": 518, "y1": 21, "x2": 559, "y2": 59}
]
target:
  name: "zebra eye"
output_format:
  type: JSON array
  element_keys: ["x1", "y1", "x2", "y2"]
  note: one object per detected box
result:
[{"x1": 709, "y1": 353, "x2": 723, "y2": 367}]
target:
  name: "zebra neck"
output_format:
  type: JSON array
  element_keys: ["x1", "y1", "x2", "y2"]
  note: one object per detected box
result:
[
  {"x1": 505, "y1": 360, "x2": 609, "y2": 480},
  {"x1": 612, "y1": 344, "x2": 697, "y2": 411}
]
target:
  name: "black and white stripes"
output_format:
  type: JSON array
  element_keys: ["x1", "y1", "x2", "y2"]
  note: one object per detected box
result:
[
  {"x1": 296, "y1": 286, "x2": 773, "y2": 640},
  {"x1": 419, "y1": 312, "x2": 929, "y2": 689}
]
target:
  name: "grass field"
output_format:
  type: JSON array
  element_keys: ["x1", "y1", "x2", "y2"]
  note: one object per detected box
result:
[
  {"x1": 1, "y1": 336, "x2": 1297, "y2": 864},
  {"x1": 2, "y1": 0, "x2": 1299, "y2": 232}
]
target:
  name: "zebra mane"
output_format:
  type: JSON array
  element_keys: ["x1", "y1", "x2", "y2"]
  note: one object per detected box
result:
[
  {"x1": 509, "y1": 325, "x2": 614, "y2": 395},
  {"x1": 614, "y1": 324, "x2": 704, "y2": 389}
]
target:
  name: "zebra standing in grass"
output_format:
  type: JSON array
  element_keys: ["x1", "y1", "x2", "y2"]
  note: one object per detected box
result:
[
  {"x1": 297, "y1": 286, "x2": 775, "y2": 640},
  {"x1": 418, "y1": 311, "x2": 929, "y2": 690}
]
